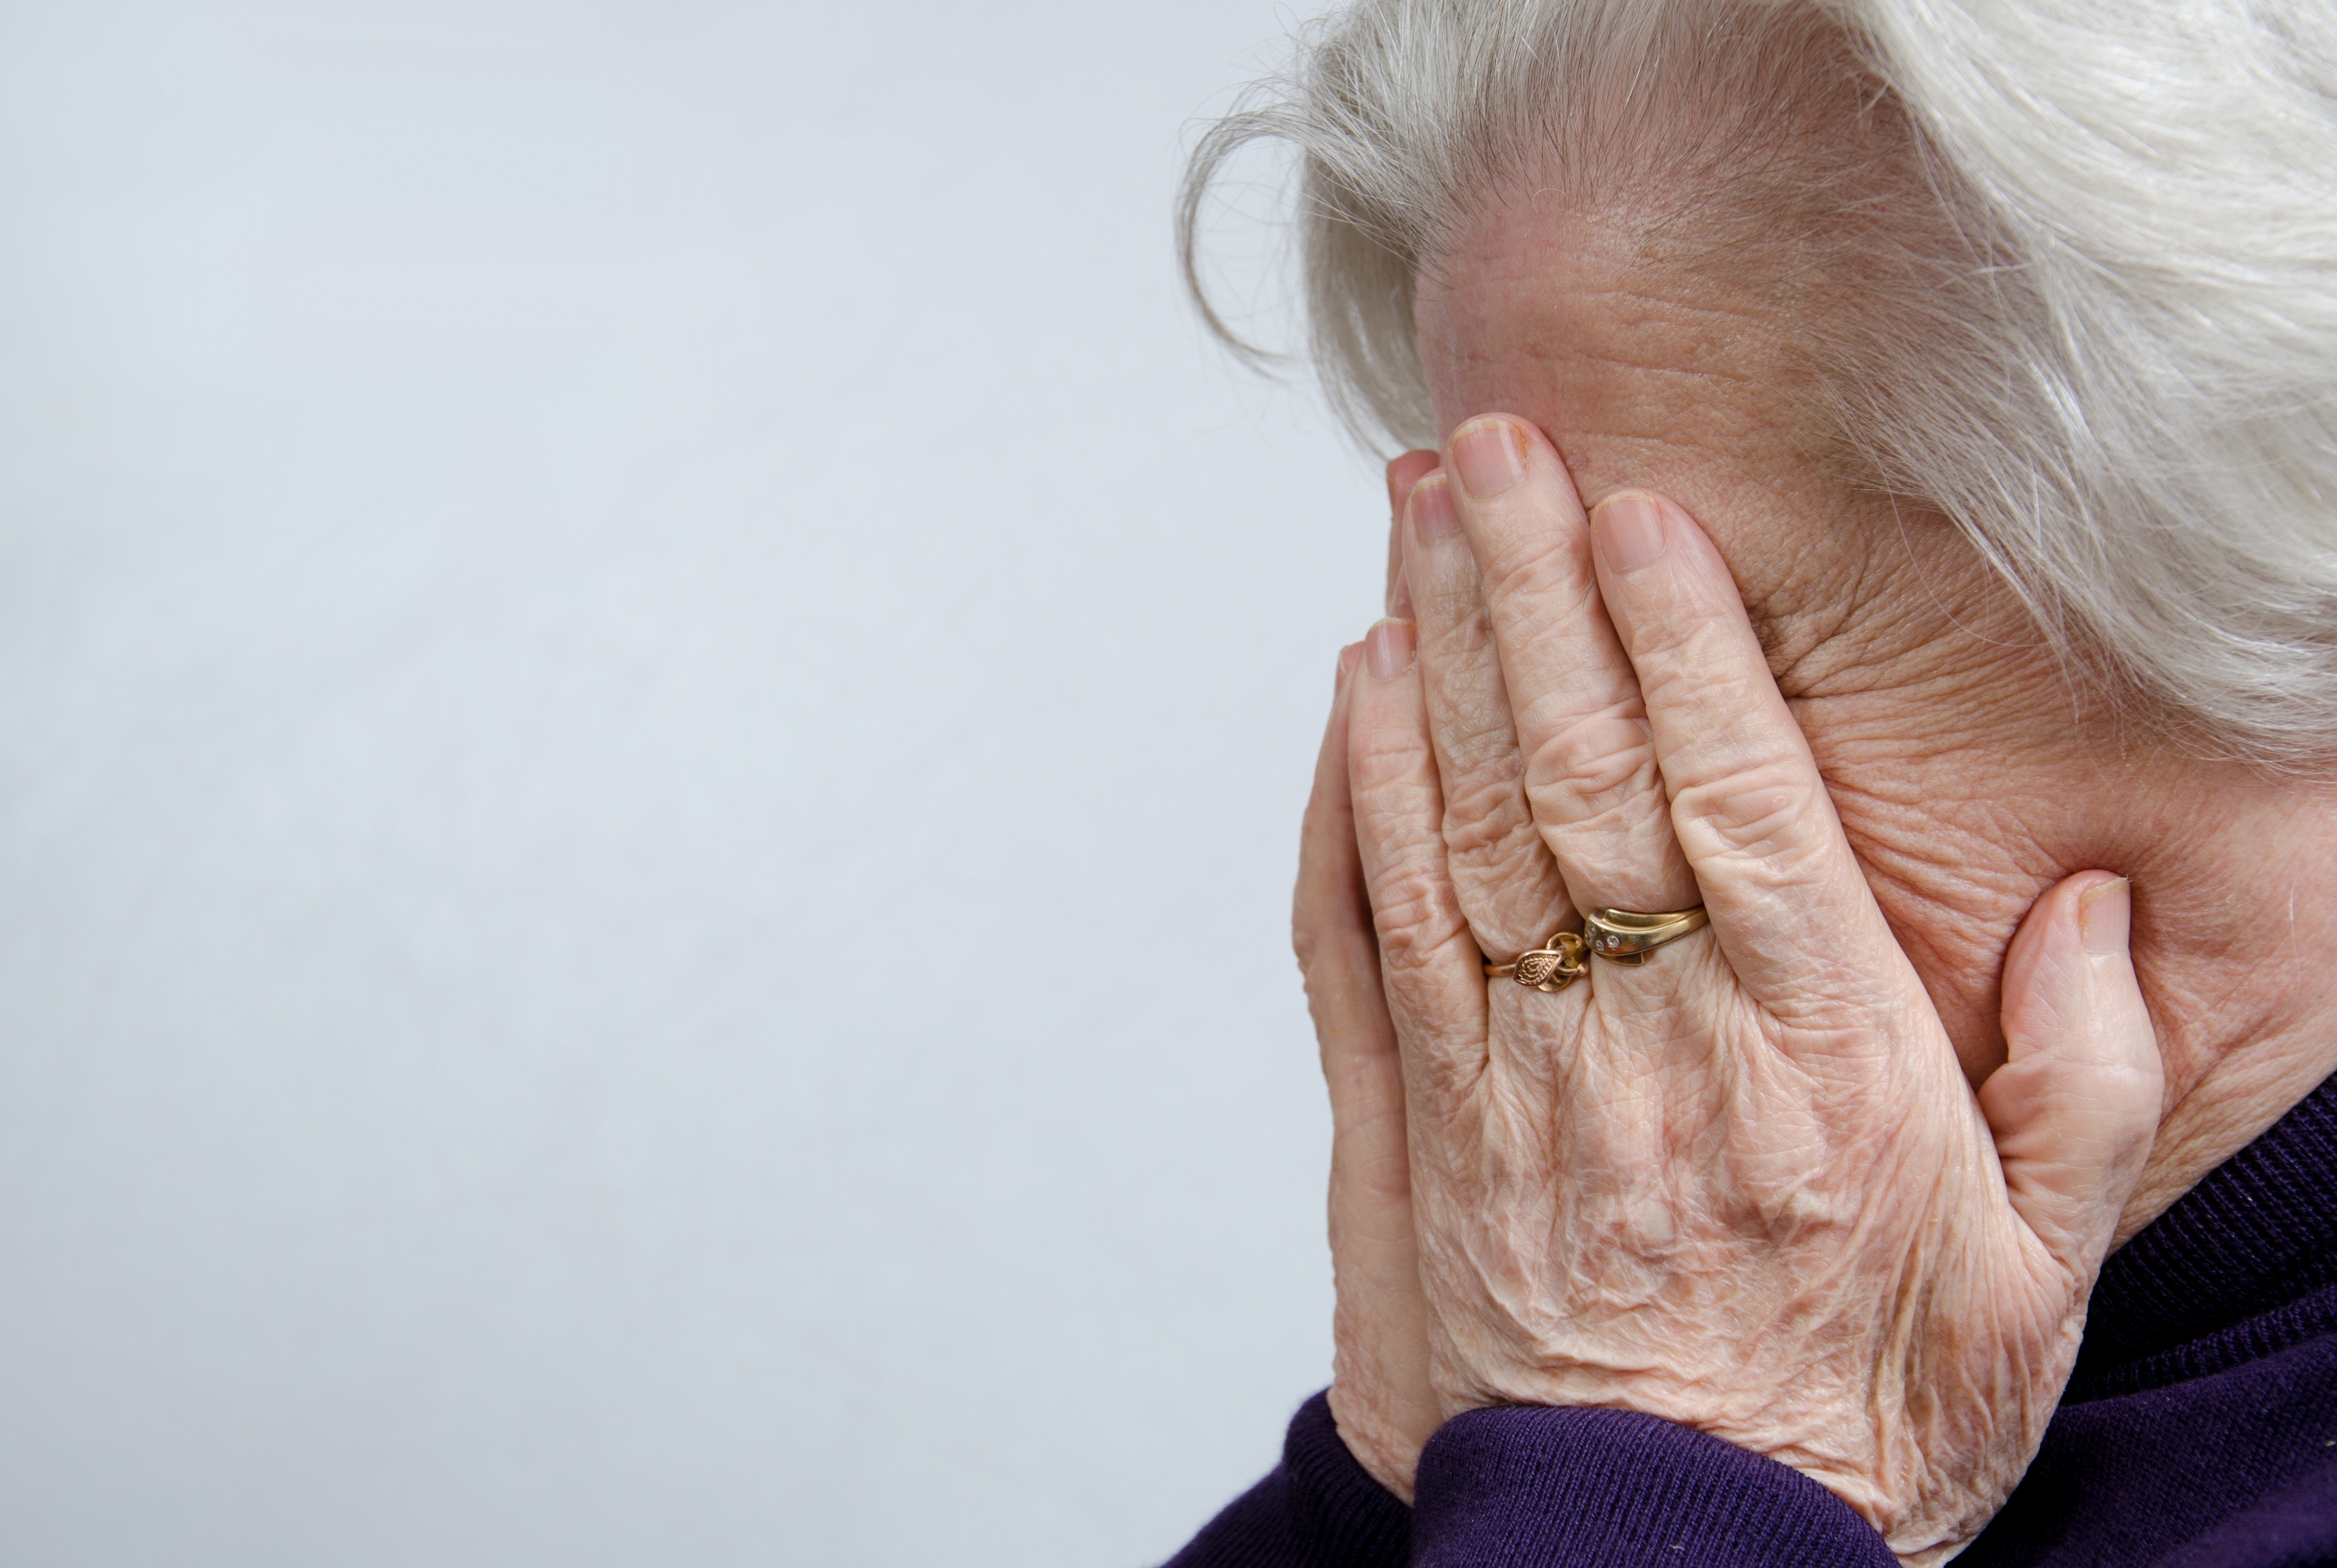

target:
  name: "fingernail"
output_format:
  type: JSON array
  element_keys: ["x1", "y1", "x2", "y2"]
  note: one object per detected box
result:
[
  {"x1": 1450, "y1": 419, "x2": 1526, "y2": 499},
  {"x1": 1410, "y1": 472, "x2": 1460, "y2": 541},
  {"x1": 2079, "y1": 876, "x2": 2132, "y2": 957},
  {"x1": 1390, "y1": 568, "x2": 1414, "y2": 620},
  {"x1": 1337, "y1": 641, "x2": 1364, "y2": 686},
  {"x1": 1365, "y1": 618, "x2": 1416, "y2": 680},
  {"x1": 1385, "y1": 450, "x2": 1437, "y2": 523},
  {"x1": 1593, "y1": 494, "x2": 1667, "y2": 574}
]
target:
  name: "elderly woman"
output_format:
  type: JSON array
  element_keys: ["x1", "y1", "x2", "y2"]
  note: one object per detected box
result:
[{"x1": 1165, "y1": 1, "x2": 2337, "y2": 1564}]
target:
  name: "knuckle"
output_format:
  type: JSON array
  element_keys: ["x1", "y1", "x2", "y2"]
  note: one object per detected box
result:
[
  {"x1": 1627, "y1": 605, "x2": 1710, "y2": 668},
  {"x1": 1403, "y1": 1032, "x2": 1491, "y2": 1109},
  {"x1": 1520, "y1": 707, "x2": 1660, "y2": 823},
  {"x1": 1291, "y1": 915, "x2": 1333, "y2": 972},
  {"x1": 1527, "y1": 781, "x2": 1673, "y2": 858},
  {"x1": 1420, "y1": 594, "x2": 1497, "y2": 656},
  {"x1": 1671, "y1": 759, "x2": 1828, "y2": 866},
  {"x1": 1629, "y1": 611, "x2": 1747, "y2": 707},
  {"x1": 1439, "y1": 768, "x2": 1531, "y2": 858},
  {"x1": 1348, "y1": 723, "x2": 1426, "y2": 789},
  {"x1": 1362, "y1": 876, "x2": 1463, "y2": 972},
  {"x1": 1475, "y1": 526, "x2": 1590, "y2": 613},
  {"x1": 1421, "y1": 653, "x2": 1518, "y2": 761}
]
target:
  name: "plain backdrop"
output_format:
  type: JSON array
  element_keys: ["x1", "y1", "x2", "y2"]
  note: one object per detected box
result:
[{"x1": 0, "y1": 3, "x2": 1392, "y2": 1563}]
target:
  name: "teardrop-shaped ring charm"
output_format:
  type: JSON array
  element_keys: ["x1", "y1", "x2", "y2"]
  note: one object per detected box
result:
[{"x1": 1484, "y1": 930, "x2": 1588, "y2": 992}]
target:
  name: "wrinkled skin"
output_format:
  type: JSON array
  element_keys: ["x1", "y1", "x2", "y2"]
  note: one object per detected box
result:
[{"x1": 1295, "y1": 419, "x2": 2163, "y2": 1563}]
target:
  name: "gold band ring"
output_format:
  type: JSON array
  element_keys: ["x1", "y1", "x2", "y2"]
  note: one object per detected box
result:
[
  {"x1": 1484, "y1": 930, "x2": 1588, "y2": 992},
  {"x1": 1583, "y1": 906, "x2": 1709, "y2": 965},
  {"x1": 1484, "y1": 907, "x2": 1709, "y2": 992}
]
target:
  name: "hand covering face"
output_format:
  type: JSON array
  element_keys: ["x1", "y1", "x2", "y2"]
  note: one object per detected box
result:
[{"x1": 1296, "y1": 417, "x2": 2163, "y2": 1563}]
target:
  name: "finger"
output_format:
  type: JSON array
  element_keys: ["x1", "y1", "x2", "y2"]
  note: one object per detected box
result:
[
  {"x1": 1400, "y1": 471, "x2": 1573, "y2": 958},
  {"x1": 1300, "y1": 646, "x2": 1405, "y2": 1149},
  {"x1": 1346, "y1": 617, "x2": 1488, "y2": 1114},
  {"x1": 1300, "y1": 642, "x2": 1415, "y2": 1304},
  {"x1": 1588, "y1": 488, "x2": 1902, "y2": 1009},
  {"x1": 1443, "y1": 416, "x2": 1700, "y2": 918},
  {"x1": 1298, "y1": 642, "x2": 1436, "y2": 1496},
  {"x1": 1385, "y1": 450, "x2": 1440, "y2": 616},
  {"x1": 1982, "y1": 873, "x2": 2164, "y2": 1276}
]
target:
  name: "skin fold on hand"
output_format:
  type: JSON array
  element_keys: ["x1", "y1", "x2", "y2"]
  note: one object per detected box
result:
[{"x1": 1291, "y1": 419, "x2": 2164, "y2": 1562}]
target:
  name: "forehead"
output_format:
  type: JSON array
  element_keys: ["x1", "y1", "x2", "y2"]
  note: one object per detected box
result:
[{"x1": 1412, "y1": 186, "x2": 1808, "y2": 499}]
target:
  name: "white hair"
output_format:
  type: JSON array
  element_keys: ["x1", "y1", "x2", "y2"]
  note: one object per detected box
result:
[{"x1": 1179, "y1": 0, "x2": 2337, "y2": 767}]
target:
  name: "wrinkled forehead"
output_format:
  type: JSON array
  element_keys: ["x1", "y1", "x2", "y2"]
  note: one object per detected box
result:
[{"x1": 1412, "y1": 188, "x2": 1807, "y2": 504}]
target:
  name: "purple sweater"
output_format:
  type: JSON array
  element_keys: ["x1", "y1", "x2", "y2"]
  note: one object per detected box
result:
[{"x1": 1168, "y1": 1072, "x2": 2337, "y2": 1567}]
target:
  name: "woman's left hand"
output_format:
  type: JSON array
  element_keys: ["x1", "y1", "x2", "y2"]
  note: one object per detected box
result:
[{"x1": 1335, "y1": 415, "x2": 2162, "y2": 1561}]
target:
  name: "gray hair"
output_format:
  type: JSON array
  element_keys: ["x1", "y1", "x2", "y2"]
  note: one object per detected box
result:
[{"x1": 1178, "y1": 0, "x2": 2337, "y2": 767}]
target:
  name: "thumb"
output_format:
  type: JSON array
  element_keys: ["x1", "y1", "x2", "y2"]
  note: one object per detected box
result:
[{"x1": 1981, "y1": 872, "x2": 2165, "y2": 1280}]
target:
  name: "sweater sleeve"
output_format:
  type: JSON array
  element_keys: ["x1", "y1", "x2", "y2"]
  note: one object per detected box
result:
[
  {"x1": 1165, "y1": 1396, "x2": 1898, "y2": 1568},
  {"x1": 1162, "y1": 1393, "x2": 1410, "y2": 1568},
  {"x1": 1409, "y1": 1406, "x2": 1898, "y2": 1567}
]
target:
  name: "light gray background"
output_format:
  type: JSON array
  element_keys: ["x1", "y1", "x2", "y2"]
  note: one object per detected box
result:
[{"x1": 0, "y1": 4, "x2": 1388, "y2": 1563}]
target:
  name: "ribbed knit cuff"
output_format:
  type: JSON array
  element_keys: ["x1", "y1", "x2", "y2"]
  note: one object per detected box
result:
[
  {"x1": 1282, "y1": 1392, "x2": 1412, "y2": 1565},
  {"x1": 1161, "y1": 1392, "x2": 1409, "y2": 1568},
  {"x1": 1412, "y1": 1406, "x2": 1896, "y2": 1567}
]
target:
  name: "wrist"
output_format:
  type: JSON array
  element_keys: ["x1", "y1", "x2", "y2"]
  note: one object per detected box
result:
[{"x1": 1324, "y1": 1380, "x2": 1421, "y2": 1503}]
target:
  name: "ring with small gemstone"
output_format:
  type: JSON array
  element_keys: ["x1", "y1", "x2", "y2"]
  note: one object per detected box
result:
[{"x1": 1583, "y1": 906, "x2": 1709, "y2": 966}]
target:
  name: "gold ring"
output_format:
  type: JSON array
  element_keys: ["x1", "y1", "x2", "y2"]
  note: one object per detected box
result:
[
  {"x1": 1583, "y1": 906, "x2": 1709, "y2": 965},
  {"x1": 1484, "y1": 930, "x2": 1588, "y2": 992}
]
